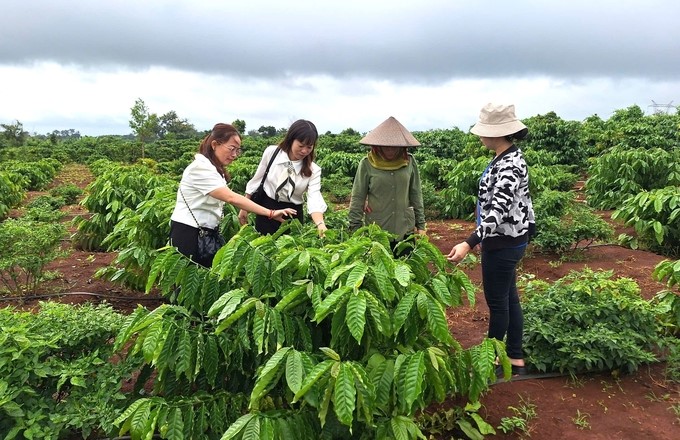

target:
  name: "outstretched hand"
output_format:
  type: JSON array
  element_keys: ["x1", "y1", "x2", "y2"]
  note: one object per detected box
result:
[
  {"x1": 447, "y1": 242, "x2": 471, "y2": 263},
  {"x1": 272, "y1": 208, "x2": 297, "y2": 222}
]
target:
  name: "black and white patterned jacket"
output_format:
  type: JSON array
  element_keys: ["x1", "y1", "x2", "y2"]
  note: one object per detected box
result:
[{"x1": 464, "y1": 145, "x2": 535, "y2": 251}]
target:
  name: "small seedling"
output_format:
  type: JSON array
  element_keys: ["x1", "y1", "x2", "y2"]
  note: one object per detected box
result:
[{"x1": 572, "y1": 410, "x2": 591, "y2": 430}]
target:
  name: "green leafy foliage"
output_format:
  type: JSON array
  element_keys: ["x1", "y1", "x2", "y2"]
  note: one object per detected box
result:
[
  {"x1": 49, "y1": 182, "x2": 84, "y2": 205},
  {"x1": 0, "y1": 171, "x2": 25, "y2": 220},
  {"x1": 522, "y1": 269, "x2": 660, "y2": 374},
  {"x1": 438, "y1": 156, "x2": 490, "y2": 220},
  {"x1": 612, "y1": 186, "x2": 680, "y2": 256},
  {"x1": 0, "y1": 302, "x2": 131, "y2": 439},
  {"x1": 0, "y1": 217, "x2": 67, "y2": 296},
  {"x1": 522, "y1": 112, "x2": 588, "y2": 170},
  {"x1": 586, "y1": 147, "x2": 680, "y2": 210},
  {"x1": 114, "y1": 224, "x2": 499, "y2": 439},
  {"x1": 72, "y1": 161, "x2": 176, "y2": 251},
  {"x1": 530, "y1": 190, "x2": 614, "y2": 254},
  {"x1": 0, "y1": 158, "x2": 61, "y2": 191}
]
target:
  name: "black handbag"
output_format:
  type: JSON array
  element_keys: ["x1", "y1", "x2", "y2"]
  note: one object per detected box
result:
[
  {"x1": 250, "y1": 148, "x2": 280, "y2": 204},
  {"x1": 180, "y1": 187, "x2": 225, "y2": 264},
  {"x1": 197, "y1": 227, "x2": 225, "y2": 261}
]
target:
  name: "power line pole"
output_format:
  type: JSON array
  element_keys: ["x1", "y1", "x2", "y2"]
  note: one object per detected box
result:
[{"x1": 648, "y1": 100, "x2": 674, "y2": 114}]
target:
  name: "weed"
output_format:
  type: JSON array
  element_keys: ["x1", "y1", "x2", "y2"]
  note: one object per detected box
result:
[
  {"x1": 498, "y1": 395, "x2": 538, "y2": 437},
  {"x1": 572, "y1": 410, "x2": 591, "y2": 430}
]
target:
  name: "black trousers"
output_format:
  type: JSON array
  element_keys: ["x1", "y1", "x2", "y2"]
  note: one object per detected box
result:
[
  {"x1": 481, "y1": 246, "x2": 527, "y2": 359},
  {"x1": 254, "y1": 193, "x2": 304, "y2": 235}
]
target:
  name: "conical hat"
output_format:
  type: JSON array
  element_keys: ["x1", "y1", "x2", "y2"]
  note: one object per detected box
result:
[{"x1": 359, "y1": 116, "x2": 421, "y2": 147}]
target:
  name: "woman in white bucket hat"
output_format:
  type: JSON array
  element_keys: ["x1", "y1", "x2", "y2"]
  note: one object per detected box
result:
[
  {"x1": 348, "y1": 116, "x2": 426, "y2": 256},
  {"x1": 447, "y1": 103, "x2": 536, "y2": 377}
]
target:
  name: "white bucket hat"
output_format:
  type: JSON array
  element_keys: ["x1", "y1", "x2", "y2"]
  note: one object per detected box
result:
[
  {"x1": 470, "y1": 103, "x2": 527, "y2": 138},
  {"x1": 359, "y1": 116, "x2": 421, "y2": 147}
]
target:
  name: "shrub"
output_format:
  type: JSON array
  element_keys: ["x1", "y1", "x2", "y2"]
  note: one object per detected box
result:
[
  {"x1": 586, "y1": 147, "x2": 680, "y2": 210},
  {"x1": 531, "y1": 190, "x2": 614, "y2": 254},
  {"x1": 0, "y1": 218, "x2": 67, "y2": 297},
  {"x1": 522, "y1": 268, "x2": 659, "y2": 374},
  {"x1": 0, "y1": 302, "x2": 133, "y2": 439},
  {"x1": 112, "y1": 225, "x2": 501, "y2": 439},
  {"x1": 612, "y1": 186, "x2": 680, "y2": 257},
  {"x1": 49, "y1": 182, "x2": 84, "y2": 205},
  {"x1": 322, "y1": 173, "x2": 353, "y2": 203}
]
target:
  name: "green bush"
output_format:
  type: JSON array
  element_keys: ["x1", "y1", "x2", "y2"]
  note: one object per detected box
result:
[
  {"x1": 0, "y1": 171, "x2": 25, "y2": 220},
  {"x1": 586, "y1": 147, "x2": 680, "y2": 210},
  {"x1": 322, "y1": 173, "x2": 353, "y2": 203},
  {"x1": 612, "y1": 186, "x2": 680, "y2": 257},
  {"x1": 112, "y1": 225, "x2": 500, "y2": 439},
  {"x1": 0, "y1": 218, "x2": 67, "y2": 296},
  {"x1": 522, "y1": 268, "x2": 660, "y2": 374},
  {"x1": 49, "y1": 183, "x2": 84, "y2": 205},
  {"x1": 26, "y1": 194, "x2": 65, "y2": 211},
  {"x1": 0, "y1": 302, "x2": 132, "y2": 439},
  {"x1": 532, "y1": 190, "x2": 614, "y2": 254}
]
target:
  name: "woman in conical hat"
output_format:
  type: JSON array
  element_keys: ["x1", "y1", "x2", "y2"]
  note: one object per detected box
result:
[{"x1": 348, "y1": 116, "x2": 426, "y2": 255}]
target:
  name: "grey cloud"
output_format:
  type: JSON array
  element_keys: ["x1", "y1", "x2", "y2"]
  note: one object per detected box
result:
[{"x1": 3, "y1": 0, "x2": 680, "y2": 82}]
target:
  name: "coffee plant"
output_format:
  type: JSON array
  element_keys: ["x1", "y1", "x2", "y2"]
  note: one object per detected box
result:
[
  {"x1": 112, "y1": 224, "x2": 504, "y2": 439},
  {"x1": 522, "y1": 268, "x2": 660, "y2": 374},
  {"x1": 0, "y1": 171, "x2": 25, "y2": 220},
  {"x1": 612, "y1": 186, "x2": 680, "y2": 257},
  {"x1": 73, "y1": 162, "x2": 176, "y2": 251},
  {"x1": 0, "y1": 302, "x2": 133, "y2": 439},
  {"x1": 585, "y1": 147, "x2": 680, "y2": 210},
  {"x1": 0, "y1": 217, "x2": 67, "y2": 297}
]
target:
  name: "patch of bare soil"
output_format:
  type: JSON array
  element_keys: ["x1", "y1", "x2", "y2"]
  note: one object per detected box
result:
[{"x1": 5, "y1": 165, "x2": 677, "y2": 439}]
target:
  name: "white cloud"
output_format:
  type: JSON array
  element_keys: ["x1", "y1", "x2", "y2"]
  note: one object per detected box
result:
[{"x1": 1, "y1": 0, "x2": 678, "y2": 135}]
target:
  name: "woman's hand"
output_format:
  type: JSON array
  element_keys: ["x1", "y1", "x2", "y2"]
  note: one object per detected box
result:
[
  {"x1": 271, "y1": 208, "x2": 297, "y2": 222},
  {"x1": 447, "y1": 242, "x2": 471, "y2": 263},
  {"x1": 238, "y1": 209, "x2": 249, "y2": 225},
  {"x1": 317, "y1": 222, "x2": 328, "y2": 238}
]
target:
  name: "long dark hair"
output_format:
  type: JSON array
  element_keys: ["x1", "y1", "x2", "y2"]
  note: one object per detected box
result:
[
  {"x1": 278, "y1": 119, "x2": 318, "y2": 177},
  {"x1": 198, "y1": 123, "x2": 241, "y2": 179},
  {"x1": 372, "y1": 146, "x2": 409, "y2": 161}
]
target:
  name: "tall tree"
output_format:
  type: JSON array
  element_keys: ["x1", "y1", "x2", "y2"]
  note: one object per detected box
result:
[
  {"x1": 0, "y1": 120, "x2": 28, "y2": 147},
  {"x1": 129, "y1": 99, "x2": 159, "y2": 156},
  {"x1": 158, "y1": 111, "x2": 197, "y2": 139},
  {"x1": 232, "y1": 119, "x2": 246, "y2": 134}
]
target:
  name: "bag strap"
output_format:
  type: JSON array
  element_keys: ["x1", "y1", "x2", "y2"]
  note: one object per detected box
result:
[
  {"x1": 255, "y1": 147, "x2": 281, "y2": 191},
  {"x1": 179, "y1": 186, "x2": 222, "y2": 236}
]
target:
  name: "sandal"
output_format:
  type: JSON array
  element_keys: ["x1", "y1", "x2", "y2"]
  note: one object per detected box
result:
[{"x1": 495, "y1": 364, "x2": 528, "y2": 378}]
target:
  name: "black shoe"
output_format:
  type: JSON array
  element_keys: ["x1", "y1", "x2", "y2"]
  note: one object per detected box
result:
[{"x1": 496, "y1": 364, "x2": 528, "y2": 378}]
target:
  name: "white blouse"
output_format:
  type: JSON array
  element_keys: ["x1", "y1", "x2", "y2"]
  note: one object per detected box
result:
[
  {"x1": 170, "y1": 154, "x2": 226, "y2": 230},
  {"x1": 245, "y1": 145, "x2": 327, "y2": 214}
]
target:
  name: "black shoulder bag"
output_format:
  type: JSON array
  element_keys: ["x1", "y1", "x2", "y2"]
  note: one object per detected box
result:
[
  {"x1": 250, "y1": 148, "x2": 280, "y2": 205},
  {"x1": 179, "y1": 187, "x2": 225, "y2": 264}
]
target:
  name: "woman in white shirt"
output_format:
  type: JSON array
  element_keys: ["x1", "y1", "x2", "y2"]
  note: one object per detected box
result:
[
  {"x1": 170, "y1": 123, "x2": 297, "y2": 267},
  {"x1": 238, "y1": 119, "x2": 328, "y2": 236}
]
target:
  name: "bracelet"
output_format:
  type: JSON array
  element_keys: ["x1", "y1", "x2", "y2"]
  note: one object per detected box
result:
[
  {"x1": 268, "y1": 209, "x2": 274, "y2": 219},
  {"x1": 315, "y1": 221, "x2": 325, "y2": 226}
]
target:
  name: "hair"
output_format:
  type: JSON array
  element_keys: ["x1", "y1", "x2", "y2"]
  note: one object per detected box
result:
[
  {"x1": 372, "y1": 146, "x2": 409, "y2": 162},
  {"x1": 505, "y1": 127, "x2": 529, "y2": 142},
  {"x1": 278, "y1": 119, "x2": 318, "y2": 177},
  {"x1": 198, "y1": 123, "x2": 241, "y2": 179}
]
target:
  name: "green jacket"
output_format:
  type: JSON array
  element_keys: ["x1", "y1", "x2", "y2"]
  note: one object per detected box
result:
[{"x1": 348, "y1": 154, "x2": 426, "y2": 237}]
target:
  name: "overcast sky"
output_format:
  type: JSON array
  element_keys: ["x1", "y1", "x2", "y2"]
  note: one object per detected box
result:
[{"x1": 2, "y1": 0, "x2": 679, "y2": 136}]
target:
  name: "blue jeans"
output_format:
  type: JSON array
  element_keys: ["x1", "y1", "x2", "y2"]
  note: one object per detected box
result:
[{"x1": 481, "y1": 246, "x2": 526, "y2": 359}]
